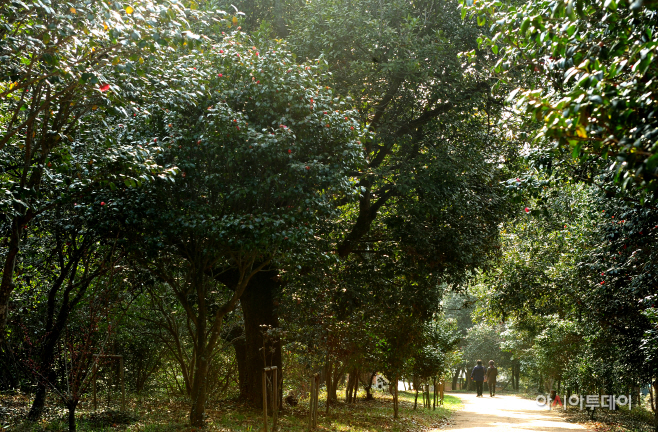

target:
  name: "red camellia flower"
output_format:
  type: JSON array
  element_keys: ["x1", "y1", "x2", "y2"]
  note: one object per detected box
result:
[
  {"x1": 182, "y1": 172, "x2": 186, "y2": 178},
  {"x1": 516, "y1": 178, "x2": 521, "y2": 182},
  {"x1": 350, "y1": 126, "x2": 354, "y2": 130},
  {"x1": 153, "y1": 138, "x2": 157, "y2": 142},
  {"x1": 197, "y1": 140, "x2": 201, "y2": 144},
  {"x1": 218, "y1": 73, "x2": 223, "y2": 77},
  {"x1": 524, "y1": 207, "x2": 530, "y2": 213},
  {"x1": 600, "y1": 281, "x2": 605, "y2": 285},
  {"x1": 219, "y1": 50, "x2": 224, "y2": 53},
  {"x1": 305, "y1": 166, "x2": 310, "y2": 170},
  {"x1": 101, "y1": 202, "x2": 105, "y2": 206},
  {"x1": 288, "y1": 149, "x2": 292, "y2": 154},
  {"x1": 257, "y1": 80, "x2": 260, "y2": 84},
  {"x1": 99, "y1": 84, "x2": 110, "y2": 92},
  {"x1": 256, "y1": 52, "x2": 259, "y2": 56}
]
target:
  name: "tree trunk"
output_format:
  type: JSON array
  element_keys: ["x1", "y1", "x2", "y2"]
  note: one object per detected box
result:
[
  {"x1": 393, "y1": 375, "x2": 399, "y2": 419},
  {"x1": 29, "y1": 384, "x2": 48, "y2": 421},
  {"x1": 433, "y1": 377, "x2": 437, "y2": 410},
  {"x1": 67, "y1": 400, "x2": 78, "y2": 432},
  {"x1": 452, "y1": 367, "x2": 461, "y2": 391},
  {"x1": 189, "y1": 337, "x2": 209, "y2": 426},
  {"x1": 324, "y1": 360, "x2": 343, "y2": 404},
  {"x1": 345, "y1": 372, "x2": 352, "y2": 403},
  {"x1": 364, "y1": 371, "x2": 376, "y2": 400},
  {"x1": 239, "y1": 269, "x2": 282, "y2": 407},
  {"x1": 0, "y1": 219, "x2": 24, "y2": 345}
]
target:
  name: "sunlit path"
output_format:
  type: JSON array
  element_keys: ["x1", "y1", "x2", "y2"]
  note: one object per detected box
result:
[{"x1": 440, "y1": 393, "x2": 590, "y2": 432}]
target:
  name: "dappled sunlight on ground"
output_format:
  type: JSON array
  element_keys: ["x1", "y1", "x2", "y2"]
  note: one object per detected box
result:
[{"x1": 442, "y1": 392, "x2": 590, "y2": 432}]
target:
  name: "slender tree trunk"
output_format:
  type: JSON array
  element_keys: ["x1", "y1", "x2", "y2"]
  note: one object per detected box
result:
[
  {"x1": 0, "y1": 220, "x2": 24, "y2": 345},
  {"x1": 189, "y1": 340, "x2": 209, "y2": 426},
  {"x1": 190, "y1": 289, "x2": 208, "y2": 427},
  {"x1": 393, "y1": 375, "x2": 399, "y2": 419},
  {"x1": 346, "y1": 369, "x2": 356, "y2": 403},
  {"x1": 452, "y1": 367, "x2": 461, "y2": 390},
  {"x1": 67, "y1": 400, "x2": 78, "y2": 432}
]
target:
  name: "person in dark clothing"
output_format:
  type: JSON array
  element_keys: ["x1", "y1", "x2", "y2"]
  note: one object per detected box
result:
[
  {"x1": 486, "y1": 360, "x2": 498, "y2": 397},
  {"x1": 470, "y1": 359, "x2": 486, "y2": 397}
]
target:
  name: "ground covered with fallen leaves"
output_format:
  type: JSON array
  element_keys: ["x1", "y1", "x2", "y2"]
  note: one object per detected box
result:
[
  {"x1": 560, "y1": 404, "x2": 656, "y2": 432},
  {"x1": 2, "y1": 389, "x2": 460, "y2": 432}
]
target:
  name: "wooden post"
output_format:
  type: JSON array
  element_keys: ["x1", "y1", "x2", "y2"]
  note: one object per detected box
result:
[
  {"x1": 314, "y1": 374, "x2": 319, "y2": 428},
  {"x1": 262, "y1": 369, "x2": 269, "y2": 432},
  {"x1": 120, "y1": 356, "x2": 125, "y2": 412},
  {"x1": 92, "y1": 361, "x2": 97, "y2": 411},
  {"x1": 308, "y1": 376, "x2": 315, "y2": 431},
  {"x1": 273, "y1": 367, "x2": 278, "y2": 431}
]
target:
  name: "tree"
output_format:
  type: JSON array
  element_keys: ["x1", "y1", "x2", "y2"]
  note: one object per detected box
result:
[
  {"x1": 0, "y1": 0, "x2": 189, "y2": 343},
  {"x1": 110, "y1": 32, "x2": 363, "y2": 425}
]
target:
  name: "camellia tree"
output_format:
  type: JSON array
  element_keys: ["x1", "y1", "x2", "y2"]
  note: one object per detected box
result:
[
  {"x1": 0, "y1": 0, "x2": 200, "y2": 343},
  {"x1": 107, "y1": 31, "x2": 363, "y2": 425}
]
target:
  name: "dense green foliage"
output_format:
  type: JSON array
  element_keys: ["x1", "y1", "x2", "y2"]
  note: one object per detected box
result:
[{"x1": 2, "y1": 0, "x2": 658, "y2": 430}]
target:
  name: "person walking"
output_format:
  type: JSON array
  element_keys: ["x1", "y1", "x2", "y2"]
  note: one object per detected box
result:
[
  {"x1": 486, "y1": 360, "x2": 498, "y2": 397},
  {"x1": 470, "y1": 360, "x2": 486, "y2": 397}
]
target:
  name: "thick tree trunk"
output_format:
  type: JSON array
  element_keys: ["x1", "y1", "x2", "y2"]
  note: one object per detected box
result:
[
  {"x1": 29, "y1": 384, "x2": 48, "y2": 421},
  {"x1": 239, "y1": 269, "x2": 281, "y2": 407},
  {"x1": 364, "y1": 371, "x2": 376, "y2": 400}
]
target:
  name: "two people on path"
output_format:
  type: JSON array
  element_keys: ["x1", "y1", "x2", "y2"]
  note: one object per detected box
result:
[{"x1": 471, "y1": 359, "x2": 498, "y2": 397}]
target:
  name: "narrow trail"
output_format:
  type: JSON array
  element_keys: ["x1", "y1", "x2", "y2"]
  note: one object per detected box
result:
[{"x1": 441, "y1": 392, "x2": 591, "y2": 432}]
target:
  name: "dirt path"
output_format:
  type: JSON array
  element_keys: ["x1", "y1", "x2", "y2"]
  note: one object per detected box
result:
[{"x1": 442, "y1": 392, "x2": 591, "y2": 432}]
